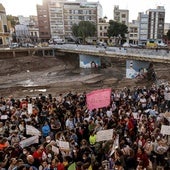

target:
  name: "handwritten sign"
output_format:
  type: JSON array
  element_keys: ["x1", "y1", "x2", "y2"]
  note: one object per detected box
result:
[
  {"x1": 20, "y1": 136, "x2": 39, "y2": 148},
  {"x1": 1, "y1": 115, "x2": 8, "y2": 120},
  {"x1": 86, "y1": 88, "x2": 111, "y2": 110},
  {"x1": 52, "y1": 145, "x2": 59, "y2": 154},
  {"x1": 96, "y1": 129, "x2": 113, "y2": 142},
  {"x1": 164, "y1": 92, "x2": 170, "y2": 101},
  {"x1": 161, "y1": 125, "x2": 170, "y2": 135},
  {"x1": 28, "y1": 104, "x2": 33, "y2": 115},
  {"x1": 26, "y1": 125, "x2": 41, "y2": 136},
  {"x1": 56, "y1": 140, "x2": 70, "y2": 151}
]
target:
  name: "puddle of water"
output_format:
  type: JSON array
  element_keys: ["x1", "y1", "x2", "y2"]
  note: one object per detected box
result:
[
  {"x1": 34, "y1": 89, "x2": 47, "y2": 92},
  {"x1": 17, "y1": 79, "x2": 37, "y2": 87}
]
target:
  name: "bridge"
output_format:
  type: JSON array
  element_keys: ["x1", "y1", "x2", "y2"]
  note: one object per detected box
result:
[{"x1": 0, "y1": 44, "x2": 170, "y2": 63}]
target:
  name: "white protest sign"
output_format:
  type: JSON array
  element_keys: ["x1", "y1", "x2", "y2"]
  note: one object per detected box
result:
[
  {"x1": 160, "y1": 125, "x2": 170, "y2": 135},
  {"x1": 164, "y1": 92, "x2": 170, "y2": 101},
  {"x1": 109, "y1": 134, "x2": 119, "y2": 156},
  {"x1": 52, "y1": 145, "x2": 59, "y2": 154},
  {"x1": 26, "y1": 125, "x2": 41, "y2": 136},
  {"x1": 28, "y1": 104, "x2": 33, "y2": 115},
  {"x1": 1, "y1": 115, "x2": 8, "y2": 120},
  {"x1": 56, "y1": 140, "x2": 70, "y2": 151},
  {"x1": 96, "y1": 129, "x2": 113, "y2": 142},
  {"x1": 19, "y1": 136, "x2": 39, "y2": 148}
]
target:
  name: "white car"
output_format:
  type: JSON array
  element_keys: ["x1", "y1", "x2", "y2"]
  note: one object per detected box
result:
[
  {"x1": 157, "y1": 42, "x2": 167, "y2": 47},
  {"x1": 122, "y1": 42, "x2": 130, "y2": 47},
  {"x1": 9, "y1": 43, "x2": 19, "y2": 48}
]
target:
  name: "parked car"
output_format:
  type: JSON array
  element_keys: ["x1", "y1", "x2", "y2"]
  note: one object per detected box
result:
[
  {"x1": 157, "y1": 42, "x2": 167, "y2": 48},
  {"x1": 21, "y1": 43, "x2": 35, "y2": 48},
  {"x1": 9, "y1": 43, "x2": 19, "y2": 49},
  {"x1": 122, "y1": 42, "x2": 130, "y2": 47},
  {"x1": 96, "y1": 41, "x2": 107, "y2": 48}
]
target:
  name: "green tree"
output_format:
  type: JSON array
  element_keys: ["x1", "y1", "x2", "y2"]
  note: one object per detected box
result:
[
  {"x1": 107, "y1": 20, "x2": 128, "y2": 45},
  {"x1": 72, "y1": 21, "x2": 96, "y2": 44},
  {"x1": 7, "y1": 15, "x2": 19, "y2": 28},
  {"x1": 167, "y1": 29, "x2": 170, "y2": 40}
]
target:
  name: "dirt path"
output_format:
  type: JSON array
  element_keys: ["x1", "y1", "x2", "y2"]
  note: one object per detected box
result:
[{"x1": 0, "y1": 55, "x2": 170, "y2": 98}]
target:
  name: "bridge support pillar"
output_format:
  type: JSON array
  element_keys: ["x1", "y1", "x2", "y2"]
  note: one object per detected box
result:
[
  {"x1": 52, "y1": 49, "x2": 55, "y2": 56},
  {"x1": 12, "y1": 51, "x2": 15, "y2": 57},
  {"x1": 42, "y1": 50, "x2": 45, "y2": 56}
]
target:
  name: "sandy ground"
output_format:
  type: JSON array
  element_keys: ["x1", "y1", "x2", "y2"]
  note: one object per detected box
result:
[{"x1": 0, "y1": 54, "x2": 170, "y2": 98}]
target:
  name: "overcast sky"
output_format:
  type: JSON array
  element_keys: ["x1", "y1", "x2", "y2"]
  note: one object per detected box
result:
[{"x1": 0, "y1": 0, "x2": 170, "y2": 23}]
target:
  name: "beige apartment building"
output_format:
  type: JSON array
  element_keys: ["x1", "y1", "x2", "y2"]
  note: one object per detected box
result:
[
  {"x1": 129, "y1": 20, "x2": 138, "y2": 45},
  {"x1": 37, "y1": 0, "x2": 102, "y2": 42},
  {"x1": 0, "y1": 3, "x2": 10, "y2": 45},
  {"x1": 147, "y1": 6, "x2": 165, "y2": 40},
  {"x1": 37, "y1": 0, "x2": 51, "y2": 41},
  {"x1": 113, "y1": 5, "x2": 129, "y2": 26}
]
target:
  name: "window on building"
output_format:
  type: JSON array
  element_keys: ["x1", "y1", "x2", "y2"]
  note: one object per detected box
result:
[
  {"x1": 104, "y1": 33, "x2": 107, "y2": 36},
  {"x1": 100, "y1": 26, "x2": 102, "y2": 30},
  {"x1": 122, "y1": 21, "x2": 126, "y2": 25},
  {"x1": 122, "y1": 14, "x2": 126, "y2": 18}
]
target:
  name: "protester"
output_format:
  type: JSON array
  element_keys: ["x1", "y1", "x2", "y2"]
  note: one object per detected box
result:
[{"x1": 0, "y1": 84, "x2": 170, "y2": 170}]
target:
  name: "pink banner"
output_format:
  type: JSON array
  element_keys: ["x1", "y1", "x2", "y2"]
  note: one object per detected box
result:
[{"x1": 86, "y1": 88, "x2": 111, "y2": 110}]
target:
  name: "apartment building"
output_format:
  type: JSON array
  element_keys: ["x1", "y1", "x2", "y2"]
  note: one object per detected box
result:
[
  {"x1": 37, "y1": 0, "x2": 102, "y2": 42},
  {"x1": 129, "y1": 20, "x2": 138, "y2": 45},
  {"x1": 147, "y1": 6, "x2": 165, "y2": 40},
  {"x1": 0, "y1": 3, "x2": 10, "y2": 45},
  {"x1": 37, "y1": 0, "x2": 51, "y2": 41},
  {"x1": 97, "y1": 18, "x2": 109, "y2": 44},
  {"x1": 113, "y1": 5, "x2": 129, "y2": 26},
  {"x1": 138, "y1": 12, "x2": 148, "y2": 45},
  {"x1": 63, "y1": 0, "x2": 102, "y2": 37}
]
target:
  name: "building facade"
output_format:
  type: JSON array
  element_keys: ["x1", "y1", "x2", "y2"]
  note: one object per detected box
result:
[
  {"x1": 0, "y1": 3, "x2": 10, "y2": 45},
  {"x1": 37, "y1": 0, "x2": 102, "y2": 42},
  {"x1": 138, "y1": 12, "x2": 148, "y2": 45},
  {"x1": 129, "y1": 20, "x2": 139, "y2": 45},
  {"x1": 113, "y1": 5, "x2": 129, "y2": 26},
  {"x1": 147, "y1": 6, "x2": 165, "y2": 40},
  {"x1": 37, "y1": 0, "x2": 51, "y2": 41}
]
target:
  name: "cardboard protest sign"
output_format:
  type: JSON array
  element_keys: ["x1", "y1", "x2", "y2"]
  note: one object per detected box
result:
[
  {"x1": 28, "y1": 104, "x2": 33, "y2": 115},
  {"x1": 86, "y1": 88, "x2": 111, "y2": 110},
  {"x1": 56, "y1": 140, "x2": 70, "y2": 151},
  {"x1": 52, "y1": 145, "x2": 59, "y2": 154},
  {"x1": 96, "y1": 129, "x2": 113, "y2": 142},
  {"x1": 1, "y1": 115, "x2": 8, "y2": 120},
  {"x1": 26, "y1": 125, "x2": 41, "y2": 136},
  {"x1": 161, "y1": 125, "x2": 170, "y2": 135},
  {"x1": 19, "y1": 136, "x2": 39, "y2": 148},
  {"x1": 164, "y1": 92, "x2": 170, "y2": 101}
]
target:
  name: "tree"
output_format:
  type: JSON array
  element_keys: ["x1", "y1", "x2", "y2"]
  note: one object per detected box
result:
[
  {"x1": 167, "y1": 29, "x2": 170, "y2": 40},
  {"x1": 107, "y1": 20, "x2": 128, "y2": 45},
  {"x1": 7, "y1": 15, "x2": 19, "y2": 28},
  {"x1": 72, "y1": 21, "x2": 96, "y2": 44}
]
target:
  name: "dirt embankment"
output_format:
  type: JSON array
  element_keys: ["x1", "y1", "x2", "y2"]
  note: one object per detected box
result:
[{"x1": 0, "y1": 54, "x2": 170, "y2": 98}]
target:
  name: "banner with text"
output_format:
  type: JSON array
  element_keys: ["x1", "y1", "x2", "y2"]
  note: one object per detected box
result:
[
  {"x1": 96, "y1": 129, "x2": 113, "y2": 142},
  {"x1": 86, "y1": 88, "x2": 111, "y2": 110},
  {"x1": 161, "y1": 125, "x2": 170, "y2": 135}
]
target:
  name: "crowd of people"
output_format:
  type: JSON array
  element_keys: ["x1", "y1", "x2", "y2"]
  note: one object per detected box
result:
[{"x1": 0, "y1": 83, "x2": 170, "y2": 170}]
